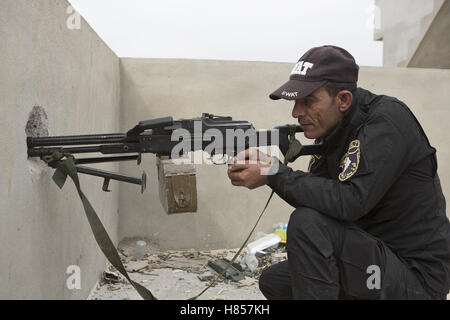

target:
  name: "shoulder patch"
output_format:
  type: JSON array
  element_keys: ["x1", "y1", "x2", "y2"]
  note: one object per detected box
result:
[{"x1": 339, "y1": 140, "x2": 360, "y2": 181}]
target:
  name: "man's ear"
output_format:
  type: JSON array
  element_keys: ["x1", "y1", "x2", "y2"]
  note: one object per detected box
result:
[{"x1": 337, "y1": 90, "x2": 353, "y2": 112}]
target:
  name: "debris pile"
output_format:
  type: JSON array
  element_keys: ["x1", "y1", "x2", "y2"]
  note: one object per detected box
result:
[{"x1": 92, "y1": 237, "x2": 287, "y2": 299}]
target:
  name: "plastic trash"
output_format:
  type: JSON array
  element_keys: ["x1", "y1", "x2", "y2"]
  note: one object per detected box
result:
[
  {"x1": 273, "y1": 222, "x2": 287, "y2": 244},
  {"x1": 241, "y1": 252, "x2": 259, "y2": 271},
  {"x1": 254, "y1": 231, "x2": 268, "y2": 241},
  {"x1": 273, "y1": 222, "x2": 287, "y2": 231},
  {"x1": 246, "y1": 233, "x2": 281, "y2": 254},
  {"x1": 134, "y1": 240, "x2": 147, "y2": 260}
]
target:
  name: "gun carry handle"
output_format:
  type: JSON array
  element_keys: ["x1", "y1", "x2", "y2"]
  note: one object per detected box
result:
[{"x1": 127, "y1": 117, "x2": 174, "y2": 136}]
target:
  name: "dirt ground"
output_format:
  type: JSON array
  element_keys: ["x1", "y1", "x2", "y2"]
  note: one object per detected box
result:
[
  {"x1": 87, "y1": 238, "x2": 286, "y2": 300},
  {"x1": 87, "y1": 238, "x2": 450, "y2": 300}
]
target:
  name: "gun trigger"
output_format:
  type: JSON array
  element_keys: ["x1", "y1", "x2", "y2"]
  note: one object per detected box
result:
[
  {"x1": 102, "y1": 178, "x2": 111, "y2": 192},
  {"x1": 210, "y1": 154, "x2": 228, "y2": 165}
]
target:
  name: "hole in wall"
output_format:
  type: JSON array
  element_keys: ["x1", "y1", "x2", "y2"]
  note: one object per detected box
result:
[
  {"x1": 25, "y1": 106, "x2": 49, "y2": 176},
  {"x1": 25, "y1": 106, "x2": 49, "y2": 138}
]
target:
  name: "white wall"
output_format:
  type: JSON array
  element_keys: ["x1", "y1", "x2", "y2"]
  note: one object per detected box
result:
[{"x1": 0, "y1": 0, "x2": 120, "y2": 299}]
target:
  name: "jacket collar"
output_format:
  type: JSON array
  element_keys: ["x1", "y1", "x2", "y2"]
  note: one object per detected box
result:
[{"x1": 319, "y1": 87, "x2": 377, "y2": 152}]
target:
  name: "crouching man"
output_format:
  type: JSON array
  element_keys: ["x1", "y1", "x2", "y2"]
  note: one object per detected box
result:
[{"x1": 227, "y1": 45, "x2": 450, "y2": 300}]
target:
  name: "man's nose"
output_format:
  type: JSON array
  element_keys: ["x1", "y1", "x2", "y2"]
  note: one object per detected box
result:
[{"x1": 292, "y1": 100, "x2": 306, "y2": 118}]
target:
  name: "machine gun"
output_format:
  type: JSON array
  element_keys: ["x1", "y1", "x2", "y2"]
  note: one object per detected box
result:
[
  {"x1": 26, "y1": 113, "x2": 326, "y2": 300},
  {"x1": 27, "y1": 113, "x2": 323, "y2": 193}
]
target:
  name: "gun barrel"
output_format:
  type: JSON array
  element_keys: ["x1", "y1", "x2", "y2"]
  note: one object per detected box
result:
[{"x1": 27, "y1": 133, "x2": 130, "y2": 147}]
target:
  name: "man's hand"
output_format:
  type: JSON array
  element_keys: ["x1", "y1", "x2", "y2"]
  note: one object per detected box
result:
[{"x1": 227, "y1": 148, "x2": 274, "y2": 190}]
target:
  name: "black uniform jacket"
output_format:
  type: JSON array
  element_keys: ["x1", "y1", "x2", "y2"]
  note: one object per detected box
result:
[{"x1": 267, "y1": 87, "x2": 450, "y2": 295}]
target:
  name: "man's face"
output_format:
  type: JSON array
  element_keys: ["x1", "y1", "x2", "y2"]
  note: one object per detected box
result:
[{"x1": 292, "y1": 86, "x2": 345, "y2": 139}]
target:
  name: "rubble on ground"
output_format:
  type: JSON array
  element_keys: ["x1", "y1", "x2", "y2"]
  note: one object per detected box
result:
[{"x1": 88, "y1": 237, "x2": 287, "y2": 300}]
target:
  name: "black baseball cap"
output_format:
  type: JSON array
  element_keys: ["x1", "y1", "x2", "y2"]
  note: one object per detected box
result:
[{"x1": 269, "y1": 45, "x2": 359, "y2": 100}]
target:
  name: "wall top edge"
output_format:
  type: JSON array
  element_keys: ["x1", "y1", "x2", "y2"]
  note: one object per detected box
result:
[{"x1": 119, "y1": 58, "x2": 450, "y2": 74}]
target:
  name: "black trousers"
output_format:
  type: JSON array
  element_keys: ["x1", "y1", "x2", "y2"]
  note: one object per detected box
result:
[{"x1": 259, "y1": 207, "x2": 445, "y2": 300}]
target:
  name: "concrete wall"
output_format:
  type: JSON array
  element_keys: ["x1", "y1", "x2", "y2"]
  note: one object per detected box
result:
[
  {"x1": 0, "y1": 0, "x2": 120, "y2": 299},
  {"x1": 408, "y1": 0, "x2": 450, "y2": 69},
  {"x1": 374, "y1": 0, "x2": 446, "y2": 67},
  {"x1": 118, "y1": 58, "x2": 450, "y2": 250}
]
